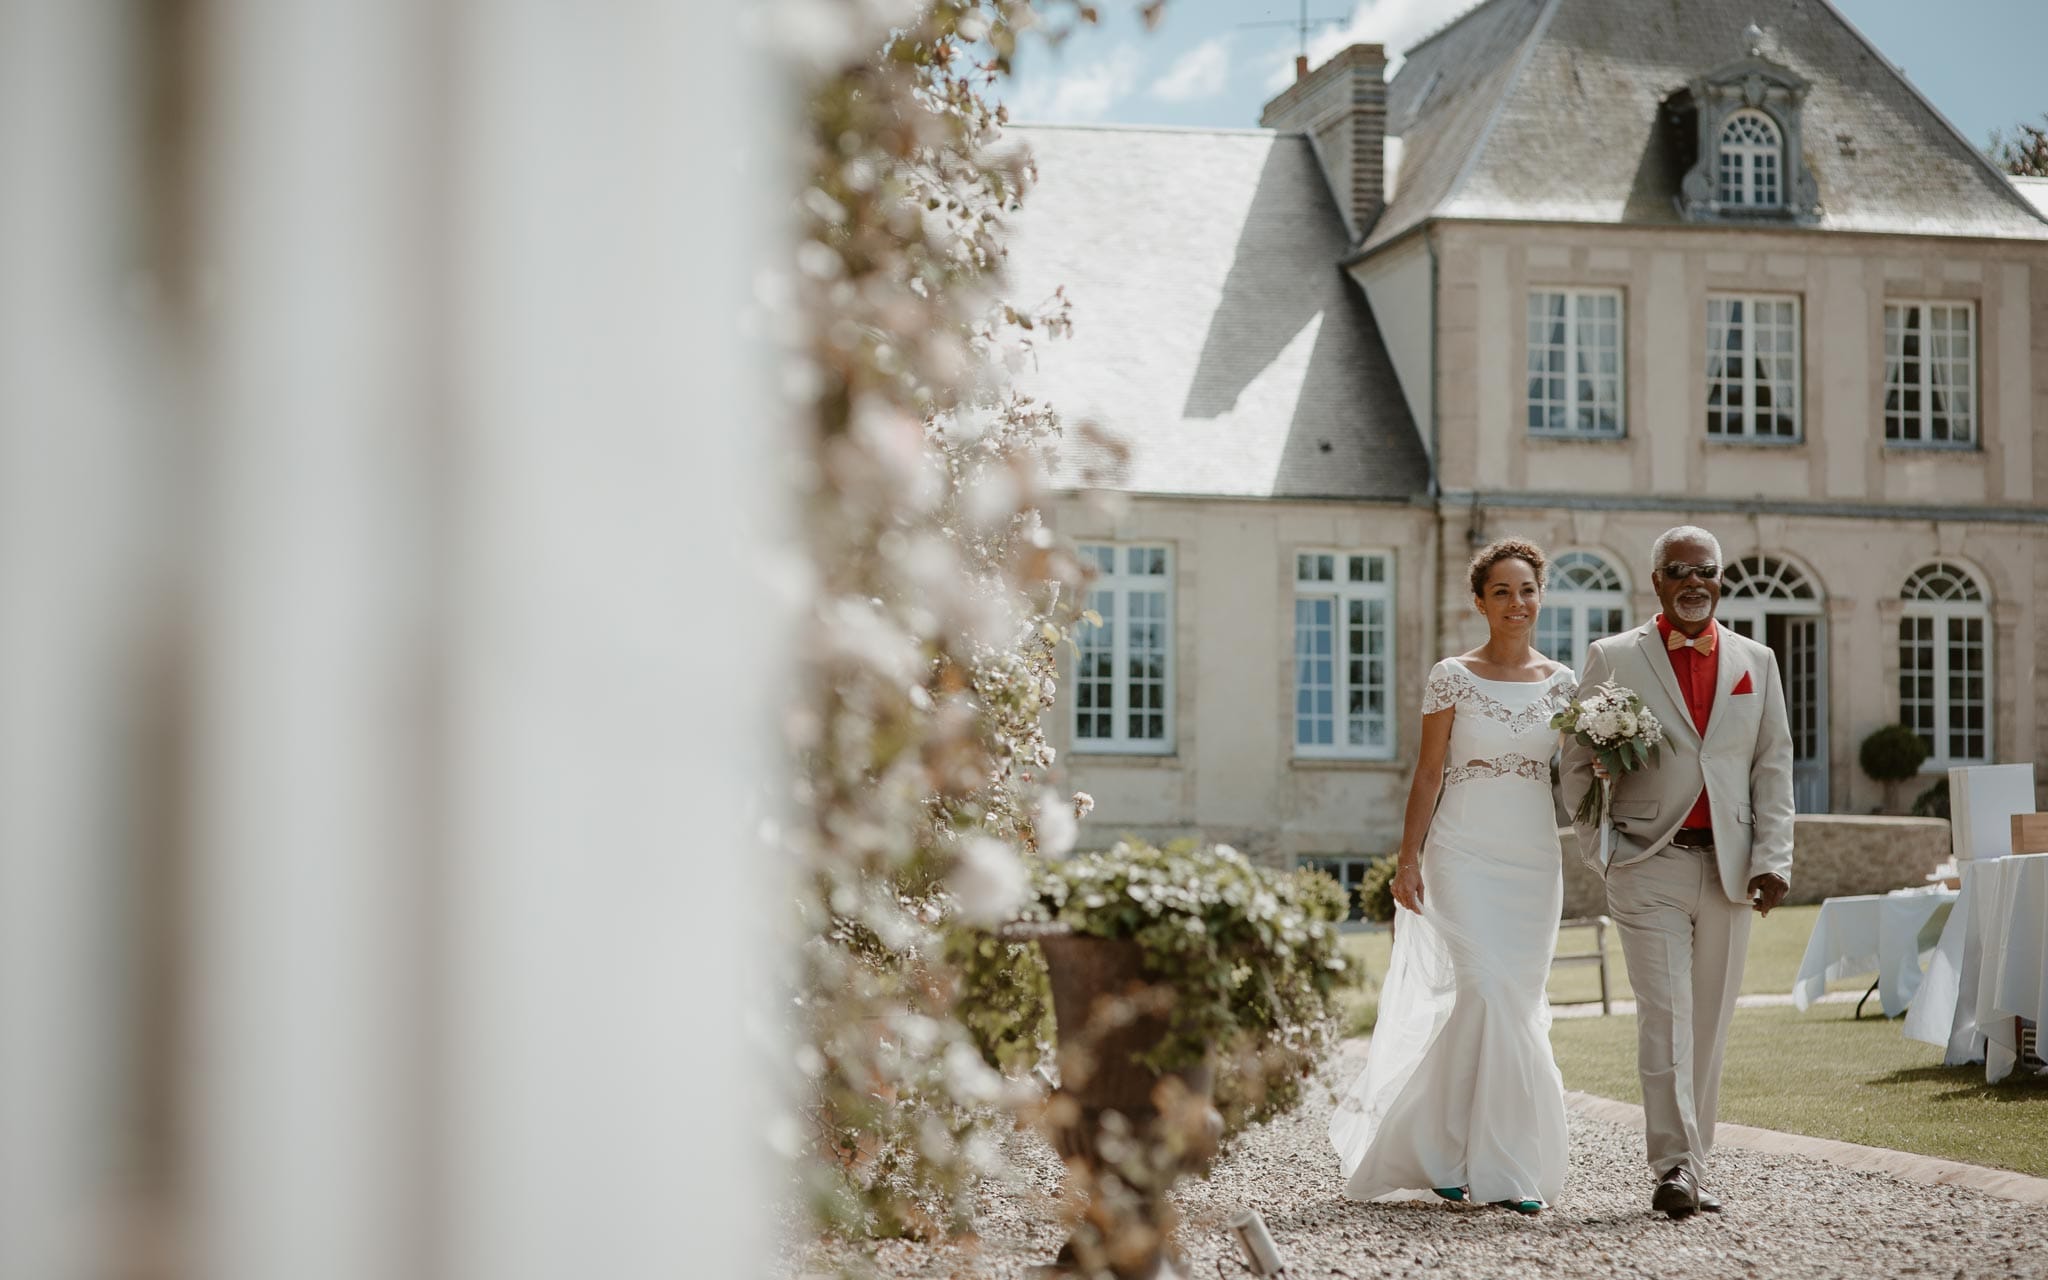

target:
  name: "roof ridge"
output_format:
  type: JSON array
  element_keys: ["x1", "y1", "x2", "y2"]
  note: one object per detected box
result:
[
  {"x1": 1806, "y1": 0, "x2": 2048, "y2": 228},
  {"x1": 1434, "y1": 0, "x2": 1565, "y2": 219},
  {"x1": 1403, "y1": 0, "x2": 1516, "y2": 60}
]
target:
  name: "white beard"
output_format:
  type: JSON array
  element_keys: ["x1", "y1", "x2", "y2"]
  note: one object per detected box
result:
[{"x1": 1673, "y1": 595, "x2": 1713, "y2": 623}]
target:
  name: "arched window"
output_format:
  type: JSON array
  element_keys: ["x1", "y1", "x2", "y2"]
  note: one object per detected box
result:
[
  {"x1": 1721, "y1": 554, "x2": 1815, "y2": 602},
  {"x1": 1536, "y1": 551, "x2": 1627, "y2": 674},
  {"x1": 1900, "y1": 562, "x2": 1990, "y2": 765},
  {"x1": 1717, "y1": 110, "x2": 1782, "y2": 208}
]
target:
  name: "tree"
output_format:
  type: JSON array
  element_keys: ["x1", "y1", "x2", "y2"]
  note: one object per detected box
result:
[{"x1": 1988, "y1": 115, "x2": 2048, "y2": 176}]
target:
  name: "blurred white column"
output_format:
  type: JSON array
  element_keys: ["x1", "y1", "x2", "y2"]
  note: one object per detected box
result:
[
  {"x1": 0, "y1": 5, "x2": 152, "y2": 1278},
  {"x1": 185, "y1": 2, "x2": 783, "y2": 1279},
  {"x1": 187, "y1": 3, "x2": 441, "y2": 1278},
  {"x1": 435, "y1": 2, "x2": 783, "y2": 1278},
  {"x1": 3, "y1": 3, "x2": 780, "y2": 1274}
]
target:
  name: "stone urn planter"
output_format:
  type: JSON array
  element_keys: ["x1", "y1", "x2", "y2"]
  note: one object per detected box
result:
[
  {"x1": 996, "y1": 839, "x2": 1346, "y2": 1277},
  {"x1": 1008, "y1": 922, "x2": 1222, "y2": 1280}
]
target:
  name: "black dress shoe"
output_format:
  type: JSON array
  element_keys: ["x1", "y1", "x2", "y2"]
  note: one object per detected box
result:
[
  {"x1": 1696, "y1": 1187, "x2": 1722, "y2": 1213},
  {"x1": 1652, "y1": 1167, "x2": 1699, "y2": 1219}
]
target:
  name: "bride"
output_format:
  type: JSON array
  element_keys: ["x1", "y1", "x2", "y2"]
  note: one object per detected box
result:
[{"x1": 1328, "y1": 537, "x2": 1575, "y2": 1214}]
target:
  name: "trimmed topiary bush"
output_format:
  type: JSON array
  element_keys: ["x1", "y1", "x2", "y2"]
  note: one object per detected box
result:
[
  {"x1": 1861, "y1": 723, "x2": 1931, "y2": 813},
  {"x1": 1357, "y1": 854, "x2": 1399, "y2": 925},
  {"x1": 1911, "y1": 775, "x2": 1951, "y2": 819}
]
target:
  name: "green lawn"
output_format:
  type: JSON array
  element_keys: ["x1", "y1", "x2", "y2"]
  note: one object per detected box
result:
[
  {"x1": 1335, "y1": 903, "x2": 1845, "y2": 1036},
  {"x1": 1549, "y1": 1001, "x2": 2048, "y2": 1178}
]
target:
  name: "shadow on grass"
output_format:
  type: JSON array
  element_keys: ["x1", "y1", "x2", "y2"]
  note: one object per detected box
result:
[{"x1": 1869, "y1": 1063, "x2": 2048, "y2": 1104}]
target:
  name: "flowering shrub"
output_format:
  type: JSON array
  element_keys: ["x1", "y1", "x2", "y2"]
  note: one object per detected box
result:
[
  {"x1": 1018, "y1": 839, "x2": 1349, "y2": 1131},
  {"x1": 781, "y1": 0, "x2": 1129, "y2": 1243}
]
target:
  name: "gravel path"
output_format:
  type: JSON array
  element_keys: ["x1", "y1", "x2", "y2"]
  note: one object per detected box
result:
[{"x1": 791, "y1": 1040, "x2": 2048, "y2": 1279}]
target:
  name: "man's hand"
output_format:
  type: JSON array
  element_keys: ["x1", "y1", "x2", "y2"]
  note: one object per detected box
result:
[
  {"x1": 1747, "y1": 872, "x2": 1789, "y2": 916},
  {"x1": 1391, "y1": 855, "x2": 1424, "y2": 914}
]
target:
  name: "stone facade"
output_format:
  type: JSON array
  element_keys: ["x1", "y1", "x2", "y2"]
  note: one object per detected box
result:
[{"x1": 1022, "y1": 13, "x2": 2048, "y2": 872}]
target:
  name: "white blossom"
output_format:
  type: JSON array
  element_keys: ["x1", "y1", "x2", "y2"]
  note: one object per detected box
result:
[
  {"x1": 949, "y1": 836, "x2": 1029, "y2": 926},
  {"x1": 1034, "y1": 789, "x2": 1078, "y2": 857}
]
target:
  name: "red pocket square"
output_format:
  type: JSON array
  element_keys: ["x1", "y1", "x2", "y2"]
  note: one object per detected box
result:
[{"x1": 1732, "y1": 672, "x2": 1755, "y2": 695}]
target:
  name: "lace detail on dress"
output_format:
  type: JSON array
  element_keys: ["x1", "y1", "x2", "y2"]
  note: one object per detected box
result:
[
  {"x1": 1422, "y1": 661, "x2": 1576, "y2": 731},
  {"x1": 1422, "y1": 665, "x2": 1462, "y2": 715},
  {"x1": 1442, "y1": 752, "x2": 1551, "y2": 789}
]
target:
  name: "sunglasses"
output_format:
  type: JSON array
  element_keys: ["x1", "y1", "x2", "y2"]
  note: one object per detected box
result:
[{"x1": 1659, "y1": 562, "x2": 1722, "y2": 582}]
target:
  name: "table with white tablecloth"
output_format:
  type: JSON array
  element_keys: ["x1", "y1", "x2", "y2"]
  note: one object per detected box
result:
[
  {"x1": 1789, "y1": 887, "x2": 1957, "y2": 1018},
  {"x1": 1902, "y1": 852, "x2": 2048, "y2": 1082}
]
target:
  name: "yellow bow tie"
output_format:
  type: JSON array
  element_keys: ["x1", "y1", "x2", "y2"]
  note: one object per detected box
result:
[{"x1": 1666, "y1": 627, "x2": 1717, "y2": 655}]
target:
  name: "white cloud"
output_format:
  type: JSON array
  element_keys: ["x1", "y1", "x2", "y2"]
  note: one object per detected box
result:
[
  {"x1": 1006, "y1": 45, "x2": 1142, "y2": 123},
  {"x1": 1263, "y1": 0, "x2": 1476, "y2": 91},
  {"x1": 1150, "y1": 36, "x2": 1231, "y2": 103}
]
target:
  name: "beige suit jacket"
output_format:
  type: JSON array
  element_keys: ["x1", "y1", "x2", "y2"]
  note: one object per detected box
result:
[{"x1": 1559, "y1": 620, "x2": 1796, "y2": 905}]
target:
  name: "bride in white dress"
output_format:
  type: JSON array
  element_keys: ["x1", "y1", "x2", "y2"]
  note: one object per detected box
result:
[{"x1": 1329, "y1": 538, "x2": 1575, "y2": 1213}]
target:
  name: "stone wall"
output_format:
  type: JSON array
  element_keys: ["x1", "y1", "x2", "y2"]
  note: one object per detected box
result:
[{"x1": 1557, "y1": 815, "x2": 1951, "y2": 918}]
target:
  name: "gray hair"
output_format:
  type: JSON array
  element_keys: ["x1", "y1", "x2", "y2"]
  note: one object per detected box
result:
[{"x1": 1651, "y1": 525, "x2": 1723, "y2": 570}]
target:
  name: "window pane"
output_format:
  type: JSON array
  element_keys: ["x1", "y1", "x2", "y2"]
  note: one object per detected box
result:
[
  {"x1": 1295, "y1": 597, "x2": 1334, "y2": 748},
  {"x1": 1125, "y1": 588, "x2": 1169, "y2": 740}
]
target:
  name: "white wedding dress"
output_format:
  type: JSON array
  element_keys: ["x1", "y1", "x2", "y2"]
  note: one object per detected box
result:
[{"x1": 1329, "y1": 657, "x2": 1575, "y2": 1207}]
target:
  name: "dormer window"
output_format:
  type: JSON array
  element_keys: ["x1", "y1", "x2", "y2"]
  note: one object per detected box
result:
[
  {"x1": 1716, "y1": 110, "x2": 1782, "y2": 208},
  {"x1": 1663, "y1": 33, "x2": 1820, "y2": 222}
]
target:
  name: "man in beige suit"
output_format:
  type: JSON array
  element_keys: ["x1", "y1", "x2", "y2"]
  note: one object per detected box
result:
[{"x1": 1560, "y1": 526, "x2": 1794, "y2": 1219}]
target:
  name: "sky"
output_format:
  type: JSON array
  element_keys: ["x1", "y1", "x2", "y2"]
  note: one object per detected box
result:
[{"x1": 997, "y1": 0, "x2": 2043, "y2": 153}]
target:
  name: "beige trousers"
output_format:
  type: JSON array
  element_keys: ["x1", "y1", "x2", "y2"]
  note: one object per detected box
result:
[{"x1": 1605, "y1": 842, "x2": 1752, "y2": 1182}]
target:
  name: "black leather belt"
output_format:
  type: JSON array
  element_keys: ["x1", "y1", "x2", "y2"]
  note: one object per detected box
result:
[{"x1": 1670, "y1": 826, "x2": 1715, "y2": 849}]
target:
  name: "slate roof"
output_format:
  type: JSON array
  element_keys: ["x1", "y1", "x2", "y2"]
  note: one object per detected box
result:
[
  {"x1": 2017, "y1": 177, "x2": 2048, "y2": 220},
  {"x1": 1364, "y1": 0, "x2": 2048, "y2": 254},
  {"x1": 1000, "y1": 125, "x2": 1429, "y2": 501}
]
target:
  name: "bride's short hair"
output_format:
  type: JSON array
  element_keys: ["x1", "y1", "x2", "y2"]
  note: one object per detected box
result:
[{"x1": 1468, "y1": 537, "x2": 1549, "y2": 597}]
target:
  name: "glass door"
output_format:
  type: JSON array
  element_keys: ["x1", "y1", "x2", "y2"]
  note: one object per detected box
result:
[{"x1": 1720, "y1": 610, "x2": 1828, "y2": 812}]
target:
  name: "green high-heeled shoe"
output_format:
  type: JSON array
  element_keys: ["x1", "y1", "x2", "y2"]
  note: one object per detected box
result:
[
  {"x1": 1491, "y1": 1198, "x2": 1542, "y2": 1215},
  {"x1": 1432, "y1": 1187, "x2": 1467, "y2": 1202}
]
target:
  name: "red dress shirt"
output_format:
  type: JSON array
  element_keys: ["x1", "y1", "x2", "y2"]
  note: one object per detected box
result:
[{"x1": 1656, "y1": 613, "x2": 1718, "y2": 831}]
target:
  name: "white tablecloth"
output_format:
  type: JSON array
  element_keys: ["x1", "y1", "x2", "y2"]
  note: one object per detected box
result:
[
  {"x1": 1903, "y1": 852, "x2": 2048, "y2": 1082},
  {"x1": 1790, "y1": 887, "x2": 1957, "y2": 1017}
]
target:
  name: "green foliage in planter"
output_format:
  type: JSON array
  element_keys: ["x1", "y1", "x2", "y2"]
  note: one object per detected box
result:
[
  {"x1": 1860, "y1": 723, "x2": 1930, "y2": 783},
  {"x1": 1356, "y1": 855, "x2": 1398, "y2": 925},
  {"x1": 1017, "y1": 838, "x2": 1349, "y2": 1130},
  {"x1": 1911, "y1": 775, "x2": 1951, "y2": 819},
  {"x1": 949, "y1": 924, "x2": 1053, "y2": 1077}
]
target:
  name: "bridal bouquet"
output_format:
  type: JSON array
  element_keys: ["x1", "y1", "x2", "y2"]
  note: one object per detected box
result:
[{"x1": 1550, "y1": 680, "x2": 1665, "y2": 833}]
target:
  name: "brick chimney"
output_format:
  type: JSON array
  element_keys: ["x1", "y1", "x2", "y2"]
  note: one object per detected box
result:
[{"x1": 1259, "y1": 44, "x2": 1388, "y2": 243}]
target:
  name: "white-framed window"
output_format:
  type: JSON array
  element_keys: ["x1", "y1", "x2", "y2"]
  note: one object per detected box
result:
[
  {"x1": 1534, "y1": 550, "x2": 1628, "y2": 674},
  {"x1": 1884, "y1": 302, "x2": 1977, "y2": 446},
  {"x1": 1706, "y1": 294, "x2": 1801, "y2": 440},
  {"x1": 1525, "y1": 289, "x2": 1624, "y2": 436},
  {"x1": 1073, "y1": 543, "x2": 1173, "y2": 753},
  {"x1": 1292, "y1": 551, "x2": 1395, "y2": 759},
  {"x1": 1899, "y1": 562, "x2": 1990, "y2": 767},
  {"x1": 1717, "y1": 109, "x2": 1783, "y2": 208},
  {"x1": 1297, "y1": 855, "x2": 1376, "y2": 924}
]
